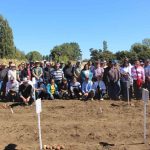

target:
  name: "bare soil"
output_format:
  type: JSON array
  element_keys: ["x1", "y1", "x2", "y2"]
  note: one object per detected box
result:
[{"x1": 0, "y1": 99, "x2": 150, "y2": 150}]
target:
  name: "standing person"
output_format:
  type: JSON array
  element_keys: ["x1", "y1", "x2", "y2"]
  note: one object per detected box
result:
[
  {"x1": 131, "y1": 59, "x2": 145, "y2": 100},
  {"x1": 51, "y1": 63, "x2": 64, "y2": 89},
  {"x1": 24, "y1": 62, "x2": 32, "y2": 80},
  {"x1": 120, "y1": 61, "x2": 133, "y2": 100},
  {"x1": 81, "y1": 64, "x2": 93, "y2": 83},
  {"x1": 0, "y1": 64, "x2": 9, "y2": 99},
  {"x1": 73, "y1": 61, "x2": 82, "y2": 82},
  {"x1": 43, "y1": 62, "x2": 52, "y2": 84},
  {"x1": 107, "y1": 60, "x2": 121, "y2": 100},
  {"x1": 144, "y1": 59, "x2": 150, "y2": 92},
  {"x1": 17, "y1": 64, "x2": 25, "y2": 82},
  {"x1": 63, "y1": 61, "x2": 74, "y2": 87},
  {"x1": 82, "y1": 76, "x2": 94, "y2": 100},
  {"x1": 87, "y1": 60, "x2": 95, "y2": 76},
  {"x1": 92, "y1": 75, "x2": 106, "y2": 100},
  {"x1": 19, "y1": 77, "x2": 33, "y2": 105},
  {"x1": 94, "y1": 61, "x2": 104, "y2": 79},
  {"x1": 8, "y1": 63, "x2": 17, "y2": 81},
  {"x1": 32, "y1": 61, "x2": 43, "y2": 88}
]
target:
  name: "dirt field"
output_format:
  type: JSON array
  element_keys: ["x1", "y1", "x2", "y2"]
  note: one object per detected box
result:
[{"x1": 0, "y1": 99, "x2": 150, "y2": 150}]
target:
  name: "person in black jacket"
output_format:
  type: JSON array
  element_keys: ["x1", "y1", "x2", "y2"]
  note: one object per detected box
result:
[{"x1": 19, "y1": 78, "x2": 33, "y2": 105}]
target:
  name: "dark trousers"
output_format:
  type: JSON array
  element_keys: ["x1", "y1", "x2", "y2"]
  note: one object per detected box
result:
[
  {"x1": 133, "y1": 80, "x2": 142, "y2": 100},
  {"x1": 108, "y1": 81, "x2": 120, "y2": 100},
  {"x1": 95, "y1": 90, "x2": 105, "y2": 100},
  {"x1": 120, "y1": 81, "x2": 132, "y2": 100},
  {"x1": 7, "y1": 92, "x2": 18, "y2": 102}
]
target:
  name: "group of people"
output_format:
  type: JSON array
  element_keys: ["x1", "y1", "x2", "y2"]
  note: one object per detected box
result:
[{"x1": 0, "y1": 58, "x2": 150, "y2": 105}]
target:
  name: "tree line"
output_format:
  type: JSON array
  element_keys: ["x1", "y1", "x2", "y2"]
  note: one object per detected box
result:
[
  {"x1": 1, "y1": 15, "x2": 150, "y2": 63},
  {"x1": 90, "y1": 39, "x2": 150, "y2": 63}
]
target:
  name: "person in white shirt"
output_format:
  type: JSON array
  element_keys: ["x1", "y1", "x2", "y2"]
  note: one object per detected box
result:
[
  {"x1": 6, "y1": 76, "x2": 19, "y2": 102},
  {"x1": 8, "y1": 64, "x2": 17, "y2": 81},
  {"x1": 120, "y1": 61, "x2": 133, "y2": 100}
]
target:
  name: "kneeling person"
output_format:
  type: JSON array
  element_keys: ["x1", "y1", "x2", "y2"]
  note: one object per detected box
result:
[
  {"x1": 6, "y1": 77, "x2": 19, "y2": 102},
  {"x1": 82, "y1": 76, "x2": 94, "y2": 100},
  {"x1": 47, "y1": 79, "x2": 60, "y2": 100},
  {"x1": 70, "y1": 77, "x2": 82, "y2": 99},
  {"x1": 19, "y1": 77, "x2": 33, "y2": 105},
  {"x1": 93, "y1": 75, "x2": 106, "y2": 100}
]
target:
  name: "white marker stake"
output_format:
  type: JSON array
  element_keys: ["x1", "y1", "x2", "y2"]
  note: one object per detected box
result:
[
  {"x1": 32, "y1": 77, "x2": 36, "y2": 101},
  {"x1": 35, "y1": 98, "x2": 42, "y2": 150},
  {"x1": 142, "y1": 88, "x2": 149, "y2": 144},
  {"x1": 126, "y1": 81, "x2": 130, "y2": 105}
]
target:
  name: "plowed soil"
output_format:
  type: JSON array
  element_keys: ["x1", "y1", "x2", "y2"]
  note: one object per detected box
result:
[{"x1": 0, "y1": 99, "x2": 150, "y2": 150}]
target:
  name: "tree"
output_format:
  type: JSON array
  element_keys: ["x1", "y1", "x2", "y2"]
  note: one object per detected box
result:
[
  {"x1": 0, "y1": 15, "x2": 15, "y2": 58},
  {"x1": 142, "y1": 38, "x2": 150, "y2": 48},
  {"x1": 103, "y1": 40, "x2": 108, "y2": 51},
  {"x1": 131, "y1": 43, "x2": 148, "y2": 53},
  {"x1": 50, "y1": 42, "x2": 82, "y2": 62},
  {"x1": 26, "y1": 51, "x2": 42, "y2": 62},
  {"x1": 90, "y1": 48, "x2": 115, "y2": 62},
  {"x1": 115, "y1": 50, "x2": 130, "y2": 60}
]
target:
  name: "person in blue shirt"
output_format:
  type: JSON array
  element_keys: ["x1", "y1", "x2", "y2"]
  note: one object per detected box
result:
[{"x1": 82, "y1": 76, "x2": 94, "y2": 100}]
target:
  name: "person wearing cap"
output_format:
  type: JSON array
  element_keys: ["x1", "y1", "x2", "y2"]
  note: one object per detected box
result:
[
  {"x1": 81, "y1": 75, "x2": 94, "y2": 100},
  {"x1": 19, "y1": 77, "x2": 33, "y2": 105},
  {"x1": 92, "y1": 75, "x2": 106, "y2": 100},
  {"x1": 70, "y1": 76, "x2": 82, "y2": 99},
  {"x1": 8, "y1": 63, "x2": 17, "y2": 81},
  {"x1": 59, "y1": 77, "x2": 69, "y2": 99},
  {"x1": 6, "y1": 76, "x2": 19, "y2": 102},
  {"x1": 131, "y1": 59, "x2": 145, "y2": 100},
  {"x1": 60, "y1": 61, "x2": 65, "y2": 70},
  {"x1": 101, "y1": 60, "x2": 107, "y2": 69},
  {"x1": 35, "y1": 78, "x2": 47, "y2": 100},
  {"x1": 32, "y1": 61, "x2": 43, "y2": 88}
]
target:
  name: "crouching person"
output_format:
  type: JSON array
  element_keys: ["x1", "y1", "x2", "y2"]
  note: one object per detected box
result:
[
  {"x1": 59, "y1": 78, "x2": 69, "y2": 99},
  {"x1": 70, "y1": 77, "x2": 82, "y2": 99},
  {"x1": 82, "y1": 76, "x2": 94, "y2": 100},
  {"x1": 35, "y1": 78, "x2": 47, "y2": 100},
  {"x1": 19, "y1": 77, "x2": 33, "y2": 105},
  {"x1": 46, "y1": 79, "x2": 60, "y2": 100},
  {"x1": 6, "y1": 77, "x2": 19, "y2": 102},
  {"x1": 93, "y1": 75, "x2": 106, "y2": 100}
]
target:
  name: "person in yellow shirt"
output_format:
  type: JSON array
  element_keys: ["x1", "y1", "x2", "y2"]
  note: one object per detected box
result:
[{"x1": 46, "y1": 79, "x2": 60, "y2": 100}]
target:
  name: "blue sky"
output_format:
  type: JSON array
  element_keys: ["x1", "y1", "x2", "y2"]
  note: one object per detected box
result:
[{"x1": 0, "y1": 0, "x2": 150, "y2": 59}]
